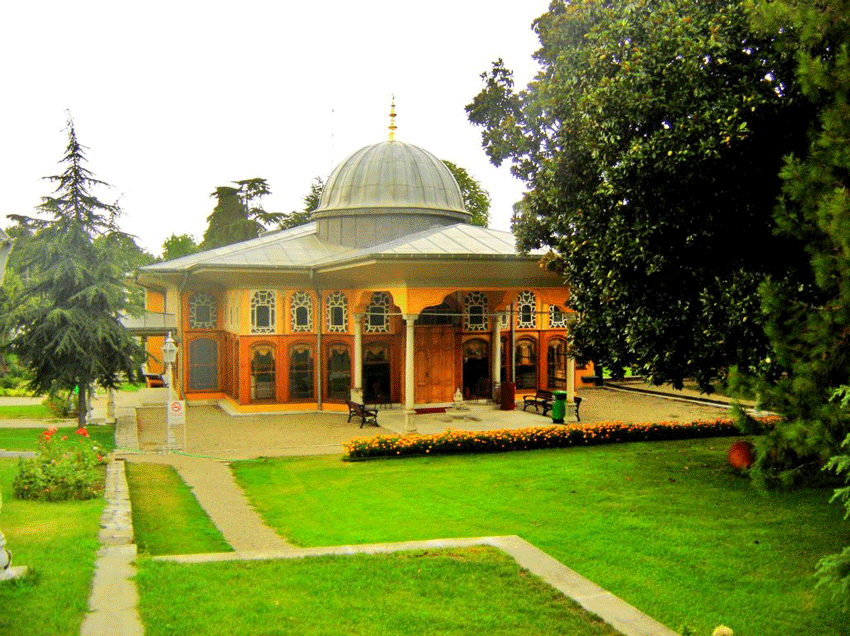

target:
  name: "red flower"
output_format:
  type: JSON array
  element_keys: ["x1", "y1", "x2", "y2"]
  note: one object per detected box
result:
[{"x1": 75, "y1": 427, "x2": 89, "y2": 438}]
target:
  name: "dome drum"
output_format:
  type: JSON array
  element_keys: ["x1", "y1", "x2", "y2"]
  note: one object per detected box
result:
[{"x1": 313, "y1": 140, "x2": 470, "y2": 248}]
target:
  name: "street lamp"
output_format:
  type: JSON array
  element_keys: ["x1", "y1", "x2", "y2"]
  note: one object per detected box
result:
[{"x1": 162, "y1": 333, "x2": 178, "y2": 450}]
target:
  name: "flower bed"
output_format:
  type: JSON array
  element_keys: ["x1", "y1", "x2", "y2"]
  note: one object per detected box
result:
[
  {"x1": 13, "y1": 426, "x2": 107, "y2": 501},
  {"x1": 343, "y1": 416, "x2": 780, "y2": 460}
]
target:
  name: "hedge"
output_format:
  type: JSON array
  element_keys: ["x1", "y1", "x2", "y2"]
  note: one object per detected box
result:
[{"x1": 342, "y1": 417, "x2": 780, "y2": 460}]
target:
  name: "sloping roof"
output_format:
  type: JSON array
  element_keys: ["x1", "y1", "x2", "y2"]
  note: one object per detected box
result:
[{"x1": 139, "y1": 222, "x2": 543, "y2": 276}]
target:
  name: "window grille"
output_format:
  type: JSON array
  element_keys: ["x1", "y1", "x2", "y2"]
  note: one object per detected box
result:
[
  {"x1": 325, "y1": 291, "x2": 348, "y2": 333},
  {"x1": 189, "y1": 292, "x2": 217, "y2": 329},
  {"x1": 464, "y1": 291, "x2": 488, "y2": 332},
  {"x1": 516, "y1": 291, "x2": 536, "y2": 329},
  {"x1": 250, "y1": 290, "x2": 276, "y2": 334},
  {"x1": 290, "y1": 291, "x2": 313, "y2": 332}
]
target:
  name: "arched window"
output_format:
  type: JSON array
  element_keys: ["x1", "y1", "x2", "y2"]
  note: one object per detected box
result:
[
  {"x1": 515, "y1": 337, "x2": 537, "y2": 389},
  {"x1": 289, "y1": 344, "x2": 314, "y2": 399},
  {"x1": 290, "y1": 291, "x2": 313, "y2": 332},
  {"x1": 464, "y1": 291, "x2": 488, "y2": 332},
  {"x1": 549, "y1": 305, "x2": 568, "y2": 329},
  {"x1": 365, "y1": 292, "x2": 391, "y2": 333},
  {"x1": 189, "y1": 292, "x2": 217, "y2": 329},
  {"x1": 326, "y1": 343, "x2": 351, "y2": 400},
  {"x1": 326, "y1": 291, "x2": 348, "y2": 333},
  {"x1": 516, "y1": 291, "x2": 536, "y2": 329},
  {"x1": 250, "y1": 345, "x2": 275, "y2": 401},
  {"x1": 547, "y1": 338, "x2": 568, "y2": 390},
  {"x1": 188, "y1": 338, "x2": 218, "y2": 390},
  {"x1": 251, "y1": 290, "x2": 276, "y2": 334}
]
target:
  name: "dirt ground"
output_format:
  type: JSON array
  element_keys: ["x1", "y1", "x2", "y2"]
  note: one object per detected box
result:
[{"x1": 134, "y1": 387, "x2": 734, "y2": 460}]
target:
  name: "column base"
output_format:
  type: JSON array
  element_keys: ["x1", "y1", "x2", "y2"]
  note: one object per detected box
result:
[
  {"x1": 404, "y1": 409, "x2": 417, "y2": 433},
  {"x1": 564, "y1": 402, "x2": 579, "y2": 424}
]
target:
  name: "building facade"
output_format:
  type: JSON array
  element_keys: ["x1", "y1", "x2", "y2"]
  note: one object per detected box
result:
[{"x1": 135, "y1": 136, "x2": 593, "y2": 421}]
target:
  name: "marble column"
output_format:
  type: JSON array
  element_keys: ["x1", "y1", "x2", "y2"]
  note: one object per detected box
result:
[
  {"x1": 404, "y1": 314, "x2": 416, "y2": 433},
  {"x1": 351, "y1": 313, "x2": 363, "y2": 403},
  {"x1": 491, "y1": 311, "x2": 501, "y2": 401}
]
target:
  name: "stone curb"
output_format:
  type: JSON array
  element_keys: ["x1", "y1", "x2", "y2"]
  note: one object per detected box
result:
[
  {"x1": 152, "y1": 535, "x2": 679, "y2": 636},
  {"x1": 80, "y1": 458, "x2": 144, "y2": 636}
]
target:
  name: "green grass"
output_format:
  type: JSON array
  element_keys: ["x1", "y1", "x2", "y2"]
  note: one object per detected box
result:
[
  {"x1": 0, "y1": 403, "x2": 56, "y2": 420},
  {"x1": 0, "y1": 425, "x2": 115, "y2": 452},
  {"x1": 0, "y1": 458, "x2": 105, "y2": 635},
  {"x1": 137, "y1": 547, "x2": 620, "y2": 636},
  {"x1": 231, "y1": 438, "x2": 850, "y2": 636},
  {"x1": 126, "y1": 462, "x2": 231, "y2": 555}
]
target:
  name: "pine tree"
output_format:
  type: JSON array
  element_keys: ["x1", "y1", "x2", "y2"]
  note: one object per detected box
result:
[
  {"x1": 6, "y1": 115, "x2": 142, "y2": 427},
  {"x1": 741, "y1": 0, "x2": 850, "y2": 482},
  {"x1": 200, "y1": 178, "x2": 282, "y2": 249}
]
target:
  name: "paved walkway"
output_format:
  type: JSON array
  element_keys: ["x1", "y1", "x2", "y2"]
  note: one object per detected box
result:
[{"x1": 67, "y1": 386, "x2": 738, "y2": 635}]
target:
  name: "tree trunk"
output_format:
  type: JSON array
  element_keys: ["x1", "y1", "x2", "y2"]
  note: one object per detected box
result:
[{"x1": 77, "y1": 384, "x2": 87, "y2": 428}]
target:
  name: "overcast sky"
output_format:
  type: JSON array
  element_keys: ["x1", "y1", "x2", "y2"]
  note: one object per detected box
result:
[{"x1": 2, "y1": 1, "x2": 549, "y2": 256}]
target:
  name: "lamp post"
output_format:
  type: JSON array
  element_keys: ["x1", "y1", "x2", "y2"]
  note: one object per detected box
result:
[{"x1": 162, "y1": 333, "x2": 178, "y2": 450}]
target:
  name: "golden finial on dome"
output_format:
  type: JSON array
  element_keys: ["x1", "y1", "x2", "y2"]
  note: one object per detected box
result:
[{"x1": 388, "y1": 94, "x2": 397, "y2": 141}]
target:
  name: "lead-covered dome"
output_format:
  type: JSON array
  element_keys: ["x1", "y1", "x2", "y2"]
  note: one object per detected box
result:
[{"x1": 313, "y1": 140, "x2": 471, "y2": 248}]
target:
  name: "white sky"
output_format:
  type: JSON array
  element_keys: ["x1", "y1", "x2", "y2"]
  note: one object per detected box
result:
[{"x1": 2, "y1": 1, "x2": 548, "y2": 257}]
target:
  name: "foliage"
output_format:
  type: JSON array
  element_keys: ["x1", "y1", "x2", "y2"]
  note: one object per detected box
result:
[
  {"x1": 442, "y1": 160, "x2": 491, "y2": 227},
  {"x1": 279, "y1": 175, "x2": 323, "y2": 230},
  {"x1": 200, "y1": 178, "x2": 283, "y2": 249},
  {"x1": 735, "y1": 0, "x2": 850, "y2": 480},
  {"x1": 5, "y1": 115, "x2": 144, "y2": 426},
  {"x1": 343, "y1": 416, "x2": 777, "y2": 459},
  {"x1": 13, "y1": 426, "x2": 106, "y2": 501},
  {"x1": 160, "y1": 232, "x2": 200, "y2": 261},
  {"x1": 466, "y1": 0, "x2": 812, "y2": 389},
  {"x1": 815, "y1": 386, "x2": 850, "y2": 610}
]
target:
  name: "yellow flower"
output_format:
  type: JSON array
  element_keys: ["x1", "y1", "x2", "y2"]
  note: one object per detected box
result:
[{"x1": 712, "y1": 626, "x2": 734, "y2": 636}]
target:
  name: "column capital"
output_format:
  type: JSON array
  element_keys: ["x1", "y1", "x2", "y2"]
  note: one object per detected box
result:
[{"x1": 402, "y1": 314, "x2": 416, "y2": 324}]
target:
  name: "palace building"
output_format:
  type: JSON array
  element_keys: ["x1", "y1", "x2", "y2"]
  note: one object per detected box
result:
[{"x1": 134, "y1": 113, "x2": 591, "y2": 428}]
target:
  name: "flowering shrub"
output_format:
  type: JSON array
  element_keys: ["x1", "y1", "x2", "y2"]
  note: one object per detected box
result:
[
  {"x1": 13, "y1": 427, "x2": 107, "y2": 501},
  {"x1": 343, "y1": 417, "x2": 779, "y2": 460}
]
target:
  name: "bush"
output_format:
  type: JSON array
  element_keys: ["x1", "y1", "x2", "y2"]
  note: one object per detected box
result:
[
  {"x1": 13, "y1": 427, "x2": 107, "y2": 501},
  {"x1": 343, "y1": 416, "x2": 780, "y2": 460},
  {"x1": 44, "y1": 390, "x2": 77, "y2": 418}
]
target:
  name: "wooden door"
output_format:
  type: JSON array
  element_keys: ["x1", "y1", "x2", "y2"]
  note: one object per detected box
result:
[{"x1": 415, "y1": 325, "x2": 455, "y2": 404}]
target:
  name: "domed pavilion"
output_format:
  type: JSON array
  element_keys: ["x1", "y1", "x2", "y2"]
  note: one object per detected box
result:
[{"x1": 135, "y1": 109, "x2": 591, "y2": 428}]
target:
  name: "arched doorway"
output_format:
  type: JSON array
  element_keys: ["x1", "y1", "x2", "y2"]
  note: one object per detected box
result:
[
  {"x1": 363, "y1": 342, "x2": 391, "y2": 403},
  {"x1": 463, "y1": 338, "x2": 490, "y2": 399}
]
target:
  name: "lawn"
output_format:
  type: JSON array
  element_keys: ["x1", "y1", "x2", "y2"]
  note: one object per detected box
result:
[
  {"x1": 0, "y1": 458, "x2": 104, "y2": 635},
  {"x1": 137, "y1": 547, "x2": 621, "y2": 636},
  {"x1": 0, "y1": 424, "x2": 115, "y2": 452},
  {"x1": 126, "y1": 462, "x2": 231, "y2": 555},
  {"x1": 231, "y1": 438, "x2": 850, "y2": 636},
  {"x1": 0, "y1": 403, "x2": 57, "y2": 420}
]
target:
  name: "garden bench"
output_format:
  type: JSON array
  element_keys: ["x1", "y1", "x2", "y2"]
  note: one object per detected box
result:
[
  {"x1": 523, "y1": 389, "x2": 554, "y2": 416},
  {"x1": 346, "y1": 400, "x2": 379, "y2": 428},
  {"x1": 140, "y1": 364, "x2": 165, "y2": 388}
]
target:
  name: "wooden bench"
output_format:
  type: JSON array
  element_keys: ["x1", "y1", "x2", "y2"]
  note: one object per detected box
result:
[
  {"x1": 523, "y1": 389, "x2": 554, "y2": 416},
  {"x1": 346, "y1": 400, "x2": 378, "y2": 428}
]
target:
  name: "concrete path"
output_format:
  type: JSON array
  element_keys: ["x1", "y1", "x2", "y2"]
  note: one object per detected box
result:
[{"x1": 127, "y1": 453, "x2": 294, "y2": 553}]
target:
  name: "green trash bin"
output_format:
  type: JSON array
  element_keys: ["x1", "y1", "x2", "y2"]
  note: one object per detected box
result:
[{"x1": 551, "y1": 390, "x2": 567, "y2": 424}]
